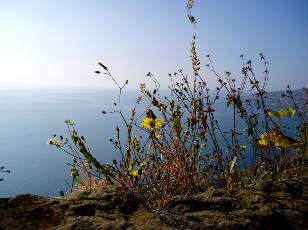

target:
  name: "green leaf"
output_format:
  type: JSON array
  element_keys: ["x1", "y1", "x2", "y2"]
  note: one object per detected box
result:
[
  {"x1": 301, "y1": 125, "x2": 308, "y2": 143},
  {"x1": 64, "y1": 119, "x2": 75, "y2": 126},
  {"x1": 73, "y1": 176, "x2": 82, "y2": 185}
]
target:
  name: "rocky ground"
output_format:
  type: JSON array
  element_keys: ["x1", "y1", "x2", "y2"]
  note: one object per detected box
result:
[{"x1": 0, "y1": 175, "x2": 307, "y2": 230}]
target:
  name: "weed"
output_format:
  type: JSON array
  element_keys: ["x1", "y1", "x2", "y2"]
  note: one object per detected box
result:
[{"x1": 49, "y1": 0, "x2": 307, "y2": 211}]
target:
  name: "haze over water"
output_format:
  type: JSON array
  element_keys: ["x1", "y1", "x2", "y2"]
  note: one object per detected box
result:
[
  {"x1": 0, "y1": 89, "x2": 124, "y2": 197},
  {"x1": 0, "y1": 88, "x2": 240, "y2": 197}
]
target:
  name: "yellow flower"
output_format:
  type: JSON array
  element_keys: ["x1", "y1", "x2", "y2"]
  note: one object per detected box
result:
[
  {"x1": 130, "y1": 170, "x2": 139, "y2": 178},
  {"x1": 258, "y1": 131, "x2": 300, "y2": 149},
  {"x1": 267, "y1": 108, "x2": 296, "y2": 119},
  {"x1": 141, "y1": 117, "x2": 163, "y2": 131}
]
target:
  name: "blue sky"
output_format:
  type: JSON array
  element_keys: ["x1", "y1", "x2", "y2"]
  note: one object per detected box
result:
[{"x1": 0, "y1": 0, "x2": 307, "y2": 90}]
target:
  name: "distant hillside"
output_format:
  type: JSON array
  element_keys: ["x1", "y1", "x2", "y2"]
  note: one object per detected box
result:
[{"x1": 247, "y1": 88, "x2": 307, "y2": 112}]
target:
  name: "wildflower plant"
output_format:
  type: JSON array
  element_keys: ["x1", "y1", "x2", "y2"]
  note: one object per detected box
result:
[{"x1": 49, "y1": 0, "x2": 308, "y2": 210}]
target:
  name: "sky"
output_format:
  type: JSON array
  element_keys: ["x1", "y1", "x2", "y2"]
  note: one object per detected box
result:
[{"x1": 0, "y1": 0, "x2": 307, "y2": 91}]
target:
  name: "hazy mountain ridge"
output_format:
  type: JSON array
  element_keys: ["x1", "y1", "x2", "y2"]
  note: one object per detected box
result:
[{"x1": 247, "y1": 88, "x2": 308, "y2": 112}]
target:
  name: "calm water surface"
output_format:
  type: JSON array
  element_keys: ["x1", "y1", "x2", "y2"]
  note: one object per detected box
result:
[
  {"x1": 0, "y1": 88, "x2": 133, "y2": 197},
  {"x1": 0, "y1": 88, "x2": 292, "y2": 197}
]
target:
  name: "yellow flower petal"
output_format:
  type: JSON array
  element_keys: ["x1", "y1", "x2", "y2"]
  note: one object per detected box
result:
[
  {"x1": 258, "y1": 132, "x2": 292, "y2": 149},
  {"x1": 268, "y1": 108, "x2": 296, "y2": 119},
  {"x1": 141, "y1": 117, "x2": 163, "y2": 131},
  {"x1": 130, "y1": 170, "x2": 139, "y2": 178}
]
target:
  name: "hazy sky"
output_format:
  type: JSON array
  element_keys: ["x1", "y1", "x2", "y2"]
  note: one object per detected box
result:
[{"x1": 0, "y1": 0, "x2": 307, "y2": 90}]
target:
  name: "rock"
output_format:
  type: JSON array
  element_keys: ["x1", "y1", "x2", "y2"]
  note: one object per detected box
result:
[
  {"x1": 0, "y1": 186, "x2": 169, "y2": 230},
  {"x1": 0, "y1": 176, "x2": 307, "y2": 229},
  {"x1": 162, "y1": 176, "x2": 308, "y2": 229}
]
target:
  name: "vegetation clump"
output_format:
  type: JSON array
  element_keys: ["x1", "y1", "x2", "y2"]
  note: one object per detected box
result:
[{"x1": 49, "y1": 0, "x2": 308, "y2": 212}]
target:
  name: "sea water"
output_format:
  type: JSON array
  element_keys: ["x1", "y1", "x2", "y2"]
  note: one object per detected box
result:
[
  {"x1": 0, "y1": 88, "x2": 128, "y2": 197},
  {"x1": 0, "y1": 88, "x2": 294, "y2": 197}
]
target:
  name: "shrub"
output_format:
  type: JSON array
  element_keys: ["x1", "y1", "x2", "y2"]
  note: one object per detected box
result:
[{"x1": 49, "y1": 0, "x2": 308, "y2": 210}]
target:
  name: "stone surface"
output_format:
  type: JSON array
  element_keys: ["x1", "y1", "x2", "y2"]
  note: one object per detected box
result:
[
  {"x1": 163, "y1": 176, "x2": 308, "y2": 229},
  {"x1": 0, "y1": 176, "x2": 307, "y2": 229}
]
